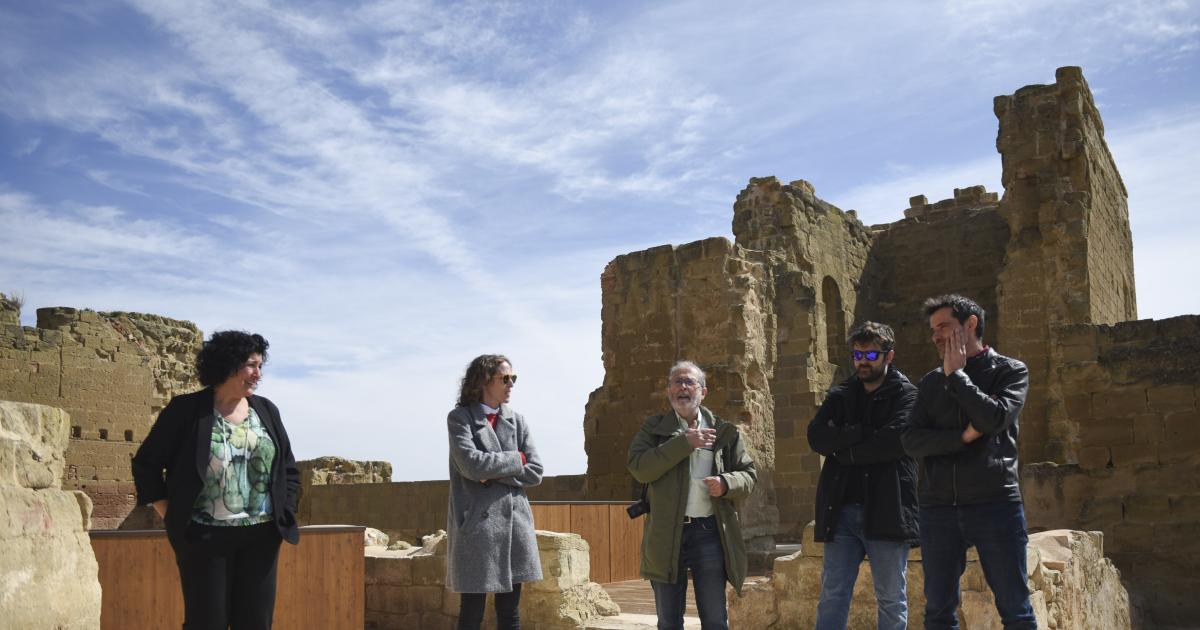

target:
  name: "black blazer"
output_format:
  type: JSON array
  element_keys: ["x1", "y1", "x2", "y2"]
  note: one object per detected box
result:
[{"x1": 131, "y1": 388, "x2": 300, "y2": 544}]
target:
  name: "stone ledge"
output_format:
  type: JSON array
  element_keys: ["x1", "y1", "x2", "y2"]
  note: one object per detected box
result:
[{"x1": 729, "y1": 522, "x2": 1129, "y2": 629}]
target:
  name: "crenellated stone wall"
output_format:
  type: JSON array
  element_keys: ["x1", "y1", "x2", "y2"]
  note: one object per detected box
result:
[
  {"x1": 855, "y1": 186, "x2": 1009, "y2": 380},
  {"x1": 0, "y1": 297, "x2": 202, "y2": 528},
  {"x1": 0, "y1": 400, "x2": 101, "y2": 628}
]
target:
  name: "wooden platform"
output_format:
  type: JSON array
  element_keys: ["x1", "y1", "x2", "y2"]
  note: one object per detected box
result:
[
  {"x1": 90, "y1": 525, "x2": 364, "y2": 630},
  {"x1": 603, "y1": 579, "x2": 699, "y2": 617}
]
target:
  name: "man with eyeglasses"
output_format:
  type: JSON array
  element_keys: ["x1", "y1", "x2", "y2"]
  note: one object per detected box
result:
[
  {"x1": 627, "y1": 360, "x2": 757, "y2": 630},
  {"x1": 902, "y1": 294, "x2": 1036, "y2": 629},
  {"x1": 807, "y1": 321, "x2": 919, "y2": 630}
]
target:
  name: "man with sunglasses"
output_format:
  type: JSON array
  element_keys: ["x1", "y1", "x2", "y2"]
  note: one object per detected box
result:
[
  {"x1": 902, "y1": 295, "x2": 1035, "y2": 629},
  {"x1": 808, "y1": 321, "x2": 919, "y2": 630}
]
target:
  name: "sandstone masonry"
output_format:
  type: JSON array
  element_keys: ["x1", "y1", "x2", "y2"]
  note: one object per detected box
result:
[
  {"x1": 0, "y1": 400, "x2": 102, "y2": 628},
  {"x1": 579, "y1": 66, "x2": 1196, "y2": 625},
  {"x1": 0, "y1": 297, "x2": 202, "y2": 528}
]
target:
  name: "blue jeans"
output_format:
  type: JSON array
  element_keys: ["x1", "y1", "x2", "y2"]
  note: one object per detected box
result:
[
  {"x1": 650, "y1": 516, "x2": 728, "y2": 630},
  {"x1": 920, "y1": 502, "x2": 1036, "y2": 629},
  {"x1": 814, "y1": 504, "x2": 910, "y2": 630}
]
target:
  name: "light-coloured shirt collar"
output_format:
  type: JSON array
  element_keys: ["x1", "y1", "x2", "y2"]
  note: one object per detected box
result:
[
  {"x1": 480, "y1": 402, "x2": 500, "y2": 416},
  {"x1": 674, "y1": 406, "x2": 710, "y2": 430}
]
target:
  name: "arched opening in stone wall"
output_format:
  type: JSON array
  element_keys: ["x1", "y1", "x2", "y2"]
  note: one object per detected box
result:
[{"x1": 822, "y1": 276, "x2": 846, "y2": 382}]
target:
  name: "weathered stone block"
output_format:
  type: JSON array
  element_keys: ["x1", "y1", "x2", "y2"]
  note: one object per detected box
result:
[
  {"x1": 731, "y1": 526, "x2": 1128, "y2": 629},
  {"x1": 1146, "y1": 385, "x2": 1196, "y2": 413},
  {"x1": 1109, "y1": 443, "x2": 1157, "y2": 467},
  {"x1": 0, "y1": 400, "x2": 100, "y2": 629},
  {"x1": 1078, "y1": 446, "x2": 1110, "y2": 470},
  {"x1": 0, "y1": 400, "x2": 70, "y2": 489},
  {"x1": 1124, "y1": 494, "x2": 1170, "y2": 524},
  {"x1": 366, "y1": 549, "x2": 413, "y2": 585},
  {"x1": 531, "y1": 530, "x2": 590, "y2": 592},
  {"x1": 1091, "y1": 389, "x2": 1147, "y2": 418}
]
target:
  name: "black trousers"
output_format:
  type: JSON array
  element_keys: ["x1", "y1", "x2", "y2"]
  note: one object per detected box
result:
[
  {"x1": 170, "y1": 521, "x2": 283, "y2": 630},
  {"x1": 457, "y1": 583, "x2": 522, "y2": 630}
]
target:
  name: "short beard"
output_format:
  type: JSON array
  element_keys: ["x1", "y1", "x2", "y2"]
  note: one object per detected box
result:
[{"x1": 858, "y1": 364, "x2": 887, "y2": 385}]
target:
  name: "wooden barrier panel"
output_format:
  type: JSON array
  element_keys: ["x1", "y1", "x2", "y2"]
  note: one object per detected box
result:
[
  {"x1": 531, "y1": 502, "x2": 643, "y2": 583},
  {"x1": 90, "y1": 525, "x2": 364, "y2": 630}
]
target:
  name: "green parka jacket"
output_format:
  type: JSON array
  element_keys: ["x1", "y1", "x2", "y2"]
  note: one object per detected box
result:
[{"x1": 626, "y1": 407, "x2": 757, "y2": 594}]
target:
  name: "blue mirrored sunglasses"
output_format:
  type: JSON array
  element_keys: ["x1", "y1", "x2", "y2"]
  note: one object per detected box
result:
[{"x1": 851, "y1": 350, "x2": 884, "y2": 362}]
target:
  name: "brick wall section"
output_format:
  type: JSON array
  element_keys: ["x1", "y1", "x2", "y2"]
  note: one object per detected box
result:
[
  {"x1": 1022, "y1": 315, "x2": 1200, "y2": 627},
  {"x1": 0, "y1": 303, "x2": 201, "y2": 528},
  {"x1": 856, "y1": 186, "x2": 1009, "y2": 380}
]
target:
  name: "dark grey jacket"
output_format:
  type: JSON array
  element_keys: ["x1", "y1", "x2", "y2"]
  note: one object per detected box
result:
[
  {"x1": 902, "y1": 347, "x2": 1028, "y2": 506},
  {"x1": 808, "y1": 367, "x2": 919, "y2": 543}
]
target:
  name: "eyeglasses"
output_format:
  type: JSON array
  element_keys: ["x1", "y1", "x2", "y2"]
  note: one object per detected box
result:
[
  {"x1": 671, "y1": 377, "x2": 703, "y2": 388},
  {"x1": 851, "y1": 350, "x2": 885, "y2": 362},
  {"x1": 495, "y1": 374, "x2": 518, "y2": 385}
]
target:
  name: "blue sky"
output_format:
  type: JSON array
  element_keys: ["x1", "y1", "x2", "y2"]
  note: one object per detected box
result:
[{"x1": 2, "y1": 1, "x2": 1197, "y2": 481}]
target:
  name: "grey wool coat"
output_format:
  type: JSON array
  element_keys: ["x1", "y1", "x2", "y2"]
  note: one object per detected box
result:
[{"x1": 446, "y1": 403, "x2": 544, "y2": 593}]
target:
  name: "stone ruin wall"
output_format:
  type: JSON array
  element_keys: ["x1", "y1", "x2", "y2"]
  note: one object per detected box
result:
[
  {"x1": 0, "y1": 297, "x2": 201, "y2": 528},
  {"x1": 581, "y1": 186, "x2": 874, "y2": 549},
  {"x1": 1022, "y1": 316, "x2": 1200, "y2": 627},
  {"x1": 854, "y1": 186, "x2": 1009, "y2": 380},
  {"x1": 730, "y1": 525, "x2": 1130, "y2": 629},
  {"x1": 301, "y1": 473, "x2": 590, "y2": 545},
  {"x1": 365, "y1": 530, "x2": 619, "y2": 629},
  {"x1": 581, "y1": 236, "x2": 783, "y2": 557},
  {"x1": 994, "y1": 66, "x2": 1139, "y2": 466},
  {"x1": 578, "y1": 66, "x2": 1197, "y2": 625},
  {"x1": 0, "y1": 399, "x2": 102, "y2": 629}
]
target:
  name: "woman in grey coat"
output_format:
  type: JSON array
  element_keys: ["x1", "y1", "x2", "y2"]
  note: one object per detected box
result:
[{"x1": 447, "y1": 354, "x2": 544, "y2": 630}]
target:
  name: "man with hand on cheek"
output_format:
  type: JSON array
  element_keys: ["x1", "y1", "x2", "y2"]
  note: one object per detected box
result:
[
  {"x1": 902, "y1": 295, "x2": 1036, "y2": 629},
  {"x1": 628, "y1": 360, "x2": 757, "y2": 630}
]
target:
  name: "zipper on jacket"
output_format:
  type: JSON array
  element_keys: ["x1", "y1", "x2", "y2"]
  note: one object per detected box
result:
[
  {"x1": 952, "y1": 408, "x2": 962, "y2": 506},
  {"x1": 671, "y1": 452, "x2": 688, "y2": 583},
  {"x1": 952, "y1": 462, "x2": 958, "y2": 506}
]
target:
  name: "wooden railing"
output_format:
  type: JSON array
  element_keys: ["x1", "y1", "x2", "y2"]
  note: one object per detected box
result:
[
  {"x1": 90, "y1": 525, "x2": 364, "y2": 630},
  {"x1": 530, "y1": 501, "x2": 644, "y2": 583}
]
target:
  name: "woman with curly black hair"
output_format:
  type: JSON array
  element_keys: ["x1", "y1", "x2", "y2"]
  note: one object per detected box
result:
[
  {"x1": 446, "y1": 354, "x2": 543, "y2": 630},
  {"x1": 132, "y1": 330, "x2": 299, "y2": 630}
]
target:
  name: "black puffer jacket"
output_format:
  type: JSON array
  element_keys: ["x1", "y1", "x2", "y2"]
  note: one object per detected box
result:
[
  {"x1": 902, "y1": 347, "x2": 1029, "y2": 506},
  {"x1": 807, "y1": 367, "x2": 919, "y2": 543}
]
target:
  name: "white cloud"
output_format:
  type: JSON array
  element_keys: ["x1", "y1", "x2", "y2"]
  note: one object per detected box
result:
[
  {"x1": 0, "y1": 188, "x2": 214, "y2": 270},
  {"x1": 829, "y1": 156, "x2": 1003, "y2": 226},
  {"x1": 1109, "y1": 107, "x2": 1200, "y2": 320},
  {"x1": 13, "y1": 138, "x2": 41, "y2": 157}
]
